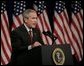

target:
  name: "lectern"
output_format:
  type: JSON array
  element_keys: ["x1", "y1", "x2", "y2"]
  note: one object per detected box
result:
[
  {"x1": 11, "y1": 44, "x2": 73, "y2": 65},
  {"x1": 41, "y1": 44, "x2": 73, "y2": 65}
]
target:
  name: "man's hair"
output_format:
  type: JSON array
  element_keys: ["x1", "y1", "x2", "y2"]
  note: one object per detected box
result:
[{"x1": 23, "y1": 9, "x2": 36, "y2": 19}]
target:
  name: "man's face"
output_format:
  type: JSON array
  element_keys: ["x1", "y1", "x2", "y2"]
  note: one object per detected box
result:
[{"x1": 25, "y1": 12, "x2": 38, "y2": 28}]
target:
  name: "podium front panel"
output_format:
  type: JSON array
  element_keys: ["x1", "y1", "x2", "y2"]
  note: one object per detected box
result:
[{"x1": 41, "y1": 44, "x2": 73, "y2": 65}]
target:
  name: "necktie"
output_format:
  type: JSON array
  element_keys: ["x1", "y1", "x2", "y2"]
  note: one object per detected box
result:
[
  {"x1": 29, "y1": 30, "x2": 33, "y2": 37},
  {"x1": 29, "y1": 29, "x2": 33, "y2": 44}
]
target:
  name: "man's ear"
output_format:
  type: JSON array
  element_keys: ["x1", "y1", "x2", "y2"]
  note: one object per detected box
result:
[{"x1": 24, "y1": 18, "x2": 28, "y2": 23}]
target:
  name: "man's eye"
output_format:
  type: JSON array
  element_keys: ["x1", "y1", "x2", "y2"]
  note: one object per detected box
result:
[{"x1": 32, "y1": 17, "x2": 37, "y2": 19}]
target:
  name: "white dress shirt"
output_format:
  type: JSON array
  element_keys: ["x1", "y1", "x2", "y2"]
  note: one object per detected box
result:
[{"x1": 24, "y1": 23, "x2": 33, "y2": 50}]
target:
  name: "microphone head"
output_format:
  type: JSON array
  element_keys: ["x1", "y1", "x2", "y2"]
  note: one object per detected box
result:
[
  {"x1": 43, "y1": 31, "x2": 58, "y2": 39},
  {"x1": 47, "y1": 31, "x2": 52, "y2": 35},
  {"x1": 43, "y1": 31, "x2": 49, "y2": 35}
]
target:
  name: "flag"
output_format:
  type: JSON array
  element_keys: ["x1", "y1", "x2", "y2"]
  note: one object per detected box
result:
[
  {"x1": 70, "y1": 1, "x2": 83, "y2": 61},
  {"x1": 1, "y1": 2, "x2": 12, "y2": 65},
  {"x1": 53, "y1": 1, "x2": 76, "y2": 55},
  {"x1": 12, "y1": 1, "x2": 26, "y2": 30},
  {"x1": 53, "y1": 1, "x2": 66, "y2": 44},
  {"x1": 52, "y1": 1, "x2": 84, "y2": 59},
  {"x1": 33, "y1": 1, "x2": 52, "y2": 45}
]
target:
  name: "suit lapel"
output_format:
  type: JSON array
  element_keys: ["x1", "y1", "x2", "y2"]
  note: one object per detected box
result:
[
  {"x1": 20, "y1": 25, "x2": 31, "y2": 45},
  {"x1": 20, "y1": 25, "x2": 39, "y2": 45}
]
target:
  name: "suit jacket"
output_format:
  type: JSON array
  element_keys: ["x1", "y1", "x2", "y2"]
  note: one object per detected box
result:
[{"x1": 10, "y1": 24, "x2": 44, "y2": 65}]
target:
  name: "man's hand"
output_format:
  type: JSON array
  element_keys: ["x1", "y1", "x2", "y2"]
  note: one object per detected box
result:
[{"x1": 32, "y1": 41, "x2": 42, "y2": 48}]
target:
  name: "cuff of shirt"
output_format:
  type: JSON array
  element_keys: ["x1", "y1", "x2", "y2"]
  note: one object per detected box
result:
[{"x1": 28, "y1": 45, "x2": 32, "y2": 50}]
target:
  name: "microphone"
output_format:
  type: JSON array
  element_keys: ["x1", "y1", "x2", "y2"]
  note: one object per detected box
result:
[
  {"x1": 43, "y1": 31, "x2": 57, "y2": 44},
  {"x1": 43, "y1": 31, "x2": 49, "y2": 36}
]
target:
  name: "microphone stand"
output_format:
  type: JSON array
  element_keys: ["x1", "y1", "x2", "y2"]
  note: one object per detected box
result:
[
  {"x1": 52, "y1": 36, "x2": 57, "y2": 45},
  {"x1": 43, "y1": 31, "x2": 57, "y2": 45}
]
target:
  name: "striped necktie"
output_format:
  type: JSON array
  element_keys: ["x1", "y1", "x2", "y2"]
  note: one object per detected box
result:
[{"x1": 29, "y1": 29, "x2": 33, "y2": 44}]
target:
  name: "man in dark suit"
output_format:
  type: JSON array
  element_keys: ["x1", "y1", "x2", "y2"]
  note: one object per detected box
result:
[{"x1": 10, "y1": 9, "x2": 44, "y2": 65}]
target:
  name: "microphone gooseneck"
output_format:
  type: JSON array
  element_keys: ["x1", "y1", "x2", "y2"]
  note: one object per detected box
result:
[{"x1": 43, "y1": 31, "x2": 57, "y2": 45}]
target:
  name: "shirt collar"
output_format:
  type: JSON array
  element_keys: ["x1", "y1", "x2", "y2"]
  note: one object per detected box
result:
[{"x1": 24, "y1": 23, "x2": 32, "y2": 32}]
